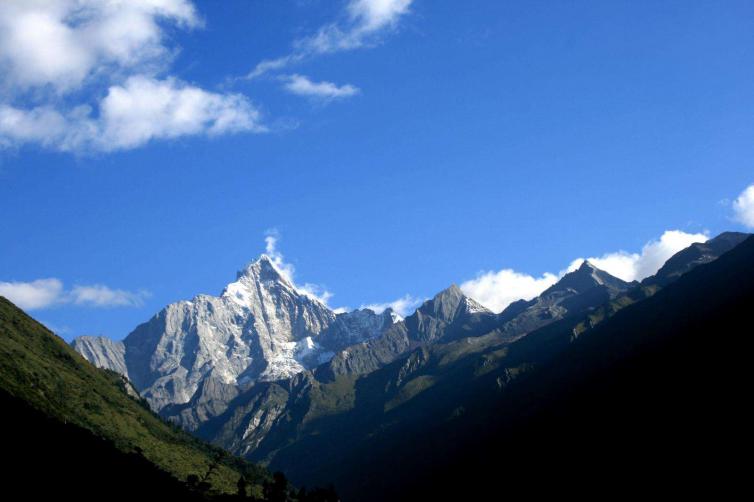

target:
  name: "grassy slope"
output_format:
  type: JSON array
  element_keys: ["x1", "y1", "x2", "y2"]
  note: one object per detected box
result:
[{"x1": 0, "y1": 296, "x2": 267, "y2": 496}]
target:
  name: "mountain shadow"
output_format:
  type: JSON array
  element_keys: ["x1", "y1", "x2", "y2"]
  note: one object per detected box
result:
[{"x1": 321, "y1": 234, "x2": 754, "y2": 500}]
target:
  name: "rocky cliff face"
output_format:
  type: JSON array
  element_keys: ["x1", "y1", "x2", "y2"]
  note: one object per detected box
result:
[
  {"x1": 321, "y1": 285, "x2": 498, "y2": 379},
  {"x1": 493, "y1": 260, "x2": 633, "y2": 342},
  {"x1": 122, "y1": 256, "x2": 337, "y2": 411},
  {"x1": 194, "y1": 263, "x2": 632, "y2": 464},
  {"x1": 70, "y1": 336, "x2": 128, "y2": 378},
  {"x1": 71, "y1": 233, "x2": 750, "y2": 486},
  {"x1": 72, "y1": 255, "x2": 396, "y2": 420}
]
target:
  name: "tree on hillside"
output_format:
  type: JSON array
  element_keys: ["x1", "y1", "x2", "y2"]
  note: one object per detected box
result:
[{"x1": 263, "y1": 472, "x2": 289, "y2": 502}]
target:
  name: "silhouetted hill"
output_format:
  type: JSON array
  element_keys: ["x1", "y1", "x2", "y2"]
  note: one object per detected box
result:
[{"x1": 329, "y1": 235, "x2": 754, "y2": 500}]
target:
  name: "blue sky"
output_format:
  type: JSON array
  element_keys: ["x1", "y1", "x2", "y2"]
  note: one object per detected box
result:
[{"x1": 1, "y1": 0, "x2": 753, "y2": 340}]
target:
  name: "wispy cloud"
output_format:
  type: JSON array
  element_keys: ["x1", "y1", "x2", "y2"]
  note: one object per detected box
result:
[
  {"x1": 70, "y1": 285, "x2": 150, "y2": 308},
  {"x1": 0, "y1": 278, "x2": 64, "y2": 310},
  {"x1": 0, "y1": 278, "x2": 149, "y2": 311},
  {"x1": 263, "y1": 231, "x2": 334, "y2": 305},
  {"x1": 0, "y1": 1, "x2": 263, "y2": 153},
  {"x1": 282, "y1": 74, "x2": 360, "y2": 101},
  {"x1": 733, "y1": 183, "x2": 754, "y2": 228},
  {"x1": 461, "y1": 230, "x2": 708, "y2": 313},
  {"x1": 362, "y1": 294, "x2": 423, "y2": 317},
  {"x1": 245, "y1": 0, "x2": 414, "y2": 80}
]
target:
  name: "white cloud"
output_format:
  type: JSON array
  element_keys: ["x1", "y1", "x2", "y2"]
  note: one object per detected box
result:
[
  {"x1": 567, "y1": 230, "x2": 708, "y2": 282},
  {"x1": 460, "y1": 270, "x2": 558, "y2": 314},
  {"x1": 246, "y1": 0, "x2": 413, "y2": 79},
  {"x1": 0, "y1": 77, "x2": 264, "y2": 152},
  {"x1": 362, "y1": 294, "x2": 423, "y2": 317},
  {"x1": 349, "y1": 0, "x2": 414, "y2": 33},
  {"x1": 263, "y1": 232, "x2": 334, "y2": 305},
  {"x1": 70, "y1": 285, "x2": 150, "y2": 308},
  {"x1": 0, "y1": 0, "x2": 199, "y2": 93},
  {"x1": 0, "y1": 278, "x2": 148, "y2": 310},
  {"x1": 263, "y1": 232, "x2": 421, "y2": 316},
  {"x1": 245, "y1": 55, "x2": 301, "y2": 81},
  {"x1": 300, "y1": 0, "x2": 413, "y2": 55},
  {"x1": 733, "y1": 183, "x2": 754, "y2": 228},
  {"x1": 98, "y1": 76, "x2": 263, "y2": 150},
  {"x1": 282, "y1": 74, "x2": 360, "y2": 100},
  {"x1": 0, "y1": 1, "x2": 264, "y2": 153},
  {"x1": 0, "y1": 278, "x2": 64, "y2": 310},
  {"x1": 461, "y1": 230, "x2": 709, "y2": 313},
  {"x1": 264, "y1": 233, "x2": 296, "y2": 283}
]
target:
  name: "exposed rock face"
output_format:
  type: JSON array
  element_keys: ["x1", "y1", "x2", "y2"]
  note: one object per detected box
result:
[
  {"x1": 493, "y1": 260, "x2": 633, "y2": 342},
  {"x1": 197, "y1": 240, "x2": 746, "y2": 467},
  {"x1": 201, "y1": 372, "x2": 315, "y2": 458},
  {"x1": 73, "y1": 258, "x2": 630, "y2": 423},
  {"x1": 123, "y1": 256, "x2": 336, "y2": 412},
  {"x1": 196, "y1": 265, "x2": 633, "y2": 463},
  {"x1": 318, "y1": 308, "x2": 400, "y2": 353},
  {"x1": 322, "y1": 285, "x2": 498, "y2": 379},
  {"x1": 70, "y1": 336, "x2": 128, "y2": 378},
  {"x1": 320, "y1": 268, "x2": 630, "y2": 381},
  {"x1": 73, "y1": 233, "x2": 751, "y2": 463},
  {"x1": 72, "y1": 255, "x2": 395, "y2": 419}
]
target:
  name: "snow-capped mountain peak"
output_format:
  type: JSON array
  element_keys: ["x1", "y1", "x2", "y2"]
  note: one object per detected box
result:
[
  {"x1": 223, "y1": 255, "x2": 299, "y2": 308},
  {"x1": 72, "y1": 254, "x2": 397, "y2": 419}
]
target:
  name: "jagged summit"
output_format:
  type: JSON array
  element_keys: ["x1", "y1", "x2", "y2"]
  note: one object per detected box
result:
[
  {"x1": 236, "y1": 254, "x2": 289, "y2": 282},
  {"x1": 647, "y1": 231, "x2": 750, "y2": 286},
  {"x1": 70, "y1": 231, "x2": 753, "y2": 447},
  {"x1": 72, "y1": 255, "x2": 395, "y2": 420},
  {"x1": 420, "y1": 284, "x2": 466, "y2": 321},
  {"x1": 421, "y1": 284, "x2": 492, "y2": 317},
  {"x1": 579, "y1": 259, "x2": 597, "y2": 271},
  {"x1": 224, "y1": 254, "x2": 334, "y2": 312},
  {"x1": 544, "y1": 259, "x2": 631, "y2": 297}
]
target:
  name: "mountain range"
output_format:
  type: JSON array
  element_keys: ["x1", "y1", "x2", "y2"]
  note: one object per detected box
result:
[
  {"x1": 72, "y1": 256, "x2": 398, "y2": 426},
  {"x1": 62, "y1": 230, "x2": 752, "y2": 500}
]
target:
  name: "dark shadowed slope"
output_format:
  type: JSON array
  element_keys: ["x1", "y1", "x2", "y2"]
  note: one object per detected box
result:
[
  {"x1": 197, "y1": 261, "x2": 633, "y2": 484},
  {"x1": 330, "y1": 235, "x2": 754, "y2": 501},
  {"x1": 644, "y1": 231, "x2": 749, "y2": 286}
]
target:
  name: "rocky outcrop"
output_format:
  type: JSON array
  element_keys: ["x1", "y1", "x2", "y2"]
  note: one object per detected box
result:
[{"x1": 70, "y1": 336, "x2": 128, "y2": 378}]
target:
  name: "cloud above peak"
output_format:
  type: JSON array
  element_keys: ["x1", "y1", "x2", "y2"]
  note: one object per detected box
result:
[
  {"x1": 262, "y1": 232, "x2": 334, "y2": 305},
  {"x1": 567, "y1": 230, "x2": 708, "y2": 282},
  {"x1": 461, "y1": 230, "x2": 708, "y2": 313},
  {"x1": 0, "y1": 1, "x2": 263, "y2": 153},
  {"x1": 733, "y1": 183, "x2": 754, "y2": 228}
]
